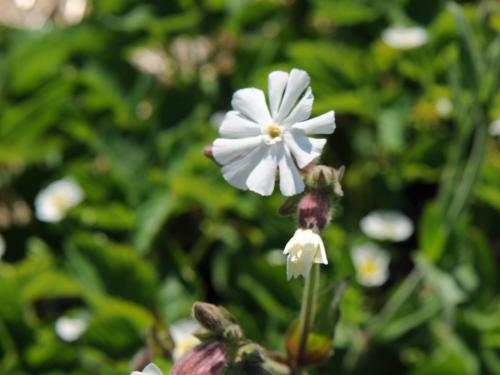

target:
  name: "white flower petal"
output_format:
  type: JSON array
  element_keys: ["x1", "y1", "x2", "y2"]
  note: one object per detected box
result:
[
  {"x1": 314, "y1": 239, "x2": 328, "y2": 265},
  {"x1": 360, "y1": 210, "x2": 414, "y2": 242},
  {"x1": 170, "y1": 320, "x2": 200, "y2": 362},
  {"x1": 283, "y1": 87, "x2": 314, "y2": 125},
  {"x1": 219, "y1": 111, "x2": 262, "y2": 138},
  {"x1": 212, "y1": 136, "x2": 263, "y2": 165},
  {"x1": 287, "y1": 249, "x2": 315, "y2": 280},
  {"x1": 231, "y1": 88, "x2": 272, "y2": 125},
  {"x1": 284, "y1": 229, "x2": 327, "y2": 280},
  {"x1": 351, "y1": 244, "x2": 390, "y2": 287},
  {"x1": 284, "y1": 131, "x2": 324, "y2": 169},
  {"x1": 268, "y1": 71, "x2": 289, "y2": 118},
  {"x1": 245, "y1": 147, "x2": 279, "y2": 196},
  {"x1": 35, "y1": 178, "x2": 84, "y2": 223},
  {"x1": 489, "y1": 118, "x2": 500, "y2": 137},
  {"x1": 276, "y1": 69, "x2": 310, "y2": 122},
  {"x1": 220, "y1": 145, "x2": 267, "y2": 190},
  {"x1": 292, "y1": 111, "x2": 336, "y2": 135},
  {"x1": 0, "y1": 234, "x2": 5, "y2": 259},
  {"x1": 131, "y1": 363, "x2": 164, "y2": 375},
  {"x1": 55, "y1": 316, "x2": 87, "y2": 342},
  {"x1": 381, "y1": 26, "x2": 428, "y2": 50},
  {"x1": 278, "y1": 147, "x2": 305, "y2": 196}
]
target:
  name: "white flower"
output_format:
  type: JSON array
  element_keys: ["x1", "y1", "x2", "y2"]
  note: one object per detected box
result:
[
  {"x1": 131, "y1": 363, "x2": 164, "y2": 375},
  {"x1": 14, "y1": 0, "x2": 36, "y2": 11},
  {"x1": 360, "y1": 210, "x2": 413, "y2": 242},
  {"x1": 60, "y1": 0, "x2": 87, "y2": 25},
  {"x1": 0, "y1": 234, "x2": 5, "y2": 259},
  {"x1": 283, "y1": 228, "x2": 328, "y2": 280},
  {"x1": 489, "y1": 118, "x2": 500, "y2": 137},
  {"x1": 382, "y1": 26, "x2": 428, "y2": 49},
  {"x1": 352, "y1": 244, "x2": 390, "y2": 287},
  {"x1": 35, "y1": 178, "x2": 84, "y2": 222},
  {"x1": 212, "y1": 68, "x2": 336, "y2": 196},
  {"x1": 170, "y1": 319, "x2": 201, "y2": 361},
  {"x1": 55, "y1": 316, "x2": 87, "y2": 342},
  {"x1": 435, "y1": 97, "x2": 453, "y2": 117}
]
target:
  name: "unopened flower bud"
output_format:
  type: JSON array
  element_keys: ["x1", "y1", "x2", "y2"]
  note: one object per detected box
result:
[
  {"x1": 203, "y1": 144, "x2": 215, "y2": 161},
  {"x1": 171, "y1": 341, "x2": 228, "y2": 375},
  {"x1": 298, "y1": 191, "x2": 331, "y2": 232},
  {"x1": 305, "y1": 165, "x2": 345, "y2": 197},
  {"x1": 223, "y1": 323, "x2": 243, "y2": 342},
  {"x1": 193, "y1": 302, "x2": 233, "y2": 334}
]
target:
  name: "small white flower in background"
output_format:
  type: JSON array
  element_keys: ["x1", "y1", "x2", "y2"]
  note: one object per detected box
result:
[
  {"x1": 351, "y1": 244, "x2": 390, "y2": 287},
  {"x1": 14, "y1": 0, "x2": 36, "y2": 11},
  {"x1": 382, "y1": 26, "x2": 428, "y2": 49},
  {"x1": 213, "y1": 68, "x2": 336, "y2": 196},
  {"x1": 0, "y1": 234, "x2": 5, "y2": 259},
  {"x1": 35, "y1": 178, "x2": 84, "y2": 223},
  {"x1": 131, "y1": 47, "x2": 169, "y2": 76},
  {"x1": 489, "y1": 118, "x2": 500, "y2": 137},
  {"x1": 360, "y1": 210, "x2": 413, "y2": 242},
  {"x1": 55, "y1": 316, "x2": 87, "y2": 342},
  {"x1": 59, "y1": 0, "x2": 87, "y2": 25},
  {"x1": 435, "y1": 97, "x2": 453, "y2": 117},
  {"x1": 284, "y1": 228, "x2": 328, "y2": 280},
  {"x1": 170, "y1": 319, "x2": 201, "y2": 361},
  {"x1": 130, "y1": 363, "x2": 164, "y2": 375}
]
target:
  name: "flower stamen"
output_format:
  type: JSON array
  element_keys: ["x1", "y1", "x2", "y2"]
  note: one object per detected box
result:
[{"x1": 267, "y1": 123, "x2": 282, "y2": 138}]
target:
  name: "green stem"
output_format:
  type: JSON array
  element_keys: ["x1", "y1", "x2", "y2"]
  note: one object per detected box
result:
[
  {"x1": 295, "y1": 263, "x2": 319, "y2": 373},
  {"x1": 445, "y1": 110, "x2": 488, "y2": 229},
  {"x1": 367, "y1": 268, "x2": 423, "y2": 337}
]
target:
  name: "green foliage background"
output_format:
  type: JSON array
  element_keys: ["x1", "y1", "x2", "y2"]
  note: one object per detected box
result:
[{"x1": 0, "y1": 0, "x2": 499, "y2": 374}]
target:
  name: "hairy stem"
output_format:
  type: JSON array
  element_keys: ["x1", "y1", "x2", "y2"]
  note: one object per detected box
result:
[{"x1": 295, "y1": 263, "x2": 320, "y2": 374}]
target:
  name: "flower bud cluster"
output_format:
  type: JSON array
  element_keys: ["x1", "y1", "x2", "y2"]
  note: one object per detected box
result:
[{"x1": 171, "y1": 302, "x2": 289, "y2": 375}]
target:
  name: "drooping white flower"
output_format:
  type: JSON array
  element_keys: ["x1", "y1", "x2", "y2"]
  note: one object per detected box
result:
[
  {"x1": 170, "y1": 319, "x2": 201, "y2": 361},
  {"x1": 0, "y1": 234, "x2": 5, "y2": 259},
  {"x1": 131, "y1": 363, "x2": 164, "y2": 375},
  {"x1": 382, "y1": 26, "x2": 428, "y2": 49},
  {"x1": 35, "y1": 178, "x2": 84, "y2": 223},
  {"x1": 283, "y1": 228, "x2": 328, "y2": 280},
  {"x1": 351, "y1": 243, "x2": 390, "y2": 287},
  {"x1": 212, "y1": 68, "x2": 336, "y2": 196},
  {"x1": 55, "y1": 316, "x2": 87, "y2": 342},
  {"x1": 489, "y1": 118, "x2": 500, "y2": 137},
  {"x1": 360, "y1": 210, "x2": 413, "y2": 242}
]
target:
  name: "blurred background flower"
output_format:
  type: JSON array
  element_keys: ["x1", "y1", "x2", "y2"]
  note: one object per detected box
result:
[
  {"x1": 34, "y1": 178, "x2": 84, "y2": 222},
  {"x1": 170, "y1": 319, "x2": 201, "y2": 361},
  {"x1": 55, "y1": 315, "x2": 88, "y2": 342},
  {"x1": 360, "y1": 210, "x2": 414, "y2": 242},
  {"x1": 381, "y1": 26, "x2": 428, "y2": 49},
  {"x1": 351, "y1": 243, "x2": 390, "y2": 287}
]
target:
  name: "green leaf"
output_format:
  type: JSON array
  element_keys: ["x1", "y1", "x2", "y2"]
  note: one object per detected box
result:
[
  {"x1": 419, "y1": 203, "x2": 447, "y2": 262},
  {"x1": 133, "y1": 191, "x2": 175, "y2": 254}
]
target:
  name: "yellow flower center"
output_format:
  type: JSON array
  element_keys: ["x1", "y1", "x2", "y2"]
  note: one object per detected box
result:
[
  {"x1": 360, "y1": 259, "x2": 378, "y2": 275},
  {"x1": 267, "y1": 123, "x2": 282, "y2": 138},
  {"x1": 51, "y1": 194, "x2": 69, "y2": 211}
]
